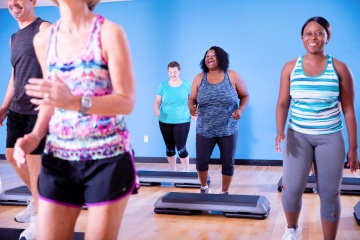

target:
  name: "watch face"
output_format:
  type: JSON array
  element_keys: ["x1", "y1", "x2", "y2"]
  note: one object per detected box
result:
[
  {"x1": 80, "y1": 96, "x2": 92, "y2": 114},
  {"x1": 83, "y1": 97, "x2": 92, "y2": 107},
  {"x1": 82, "y1": 96, "x2": 92, "y2": 110}
]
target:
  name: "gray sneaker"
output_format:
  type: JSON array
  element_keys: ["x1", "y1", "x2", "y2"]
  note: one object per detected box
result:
[{"x1": 15, "y1": 198, "x2": 34, "y2": 223}]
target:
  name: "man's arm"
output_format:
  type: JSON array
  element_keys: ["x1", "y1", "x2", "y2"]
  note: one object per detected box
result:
[{"x1": 0, "y1": 38, "x2": 16, "y2": 126}]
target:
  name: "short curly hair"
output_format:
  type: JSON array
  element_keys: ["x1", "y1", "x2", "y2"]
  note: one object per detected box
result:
[
  {"x1": 200, "y1": 46, "x2": 229, "y2": 73},
  {"x1": 51, "y1": 0, "x2": 100, "y2": 11}
]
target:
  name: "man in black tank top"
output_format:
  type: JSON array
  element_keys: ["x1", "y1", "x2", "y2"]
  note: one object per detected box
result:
[{"x1": 0, "y1": 1, "x2": 51, "y2": 239}]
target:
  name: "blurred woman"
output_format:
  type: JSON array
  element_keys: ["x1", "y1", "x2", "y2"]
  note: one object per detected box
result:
[{"x1": 13, "y1": 0, "x2": 138, "y2": 239}]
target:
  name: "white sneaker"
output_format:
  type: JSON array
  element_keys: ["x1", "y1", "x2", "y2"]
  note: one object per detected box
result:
[
  {"x1": 282, "y1": 226, "x2": 302, "y2": 240},
  {"x1": 200, "y1": 186, "x2": 211, "y2": 194},
  {"x1": 19, "y1": 214, "x2": 37, "y2": 240},
  {"x1": 15, "y1": 198, "x2": 34, "y2": 223}
]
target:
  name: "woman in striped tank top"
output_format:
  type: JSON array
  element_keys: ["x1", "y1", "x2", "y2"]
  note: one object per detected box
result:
[
  {"x1": 13, "y1": 0, "x2": 138, "y2": 239},
  {"x1": 275, "y1": 16, "x2": 359, "y2": 240}
]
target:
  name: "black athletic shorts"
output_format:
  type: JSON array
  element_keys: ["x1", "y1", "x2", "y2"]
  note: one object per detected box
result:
[
  {"x1": 6, "y1": 110, "x2": 46, "y2": 154},
  {"x1": 38, "y1": 152, "x2": 137, "y2": 207}
]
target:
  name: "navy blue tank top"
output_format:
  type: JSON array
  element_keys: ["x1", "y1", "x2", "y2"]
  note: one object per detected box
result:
[{"x1": 196, "y1": 71, "x2": 239, "y2": 137}]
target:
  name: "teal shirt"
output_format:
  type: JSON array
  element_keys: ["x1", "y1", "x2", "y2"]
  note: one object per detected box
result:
[{"x1": 157, "y1": 80, "x2": 191, "y2": 124}]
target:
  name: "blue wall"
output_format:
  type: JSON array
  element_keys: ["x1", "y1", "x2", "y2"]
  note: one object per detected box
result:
[{"x1": 0, "y1": 0, "x2": 359, "y2": 161}]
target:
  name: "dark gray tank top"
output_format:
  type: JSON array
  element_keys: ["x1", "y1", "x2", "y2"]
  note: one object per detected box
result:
[{"x1": 10, "y1": 18, "x2": 46, "y2": 115}]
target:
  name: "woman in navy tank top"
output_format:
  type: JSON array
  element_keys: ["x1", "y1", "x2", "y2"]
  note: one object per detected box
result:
[{"x1": 188, "y1": 46, "x2": 249, "y2": 194}]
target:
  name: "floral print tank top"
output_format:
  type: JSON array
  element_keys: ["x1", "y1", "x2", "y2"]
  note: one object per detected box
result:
[{"x1": 44, "y1": 15, "x2": 132, "y2": 161}]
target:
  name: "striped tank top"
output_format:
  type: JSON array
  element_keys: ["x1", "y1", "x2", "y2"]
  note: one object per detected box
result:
[
  {"x1": 196, "y1": 71, "x2": 238, "y2": 138},
  {"x1": 288, "y1": 55, "x2": 343, "y2": 135},
  {"x1": 44, "y1": 15, "x2": 132, "y2": 161}
]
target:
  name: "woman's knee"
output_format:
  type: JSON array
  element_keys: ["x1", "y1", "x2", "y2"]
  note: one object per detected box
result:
[
  {"x1": 5, "y1": 149, "x2": 15, "y2": 163},
  {"x1": 321, "y1": 208, "x2": 341, "y2": 222},
  {"x1": 196, "y1": 164, "x2": 208, "y2": 171},
  {"x1": 196, "y1": 160, "x2": 208, "y2": 171},
  {"x1": 178, "y1": 147, "x2": 188, "y2": 158},
  {"x1": 221, "y1": 164, "x2": 234, "y2": 176},
  {"x1": 166, "y1": 148, "x2": 176, "y2": 157},
  {"x1": 282, "y1": 190, "x2": 302, "y2": 212},
  {"x1": 320, "y1": 190, "x2": 341, "y2": 221},
  {"x1": 281, "y1": 182, "x2": 304, "y2": 212}
]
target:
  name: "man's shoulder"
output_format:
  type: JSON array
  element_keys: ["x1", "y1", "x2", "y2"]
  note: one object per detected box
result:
[
  {"x1": 37, "y1": 17, "x2": 50, "y2": 23},
  {"x1": 37, "y1": 18, "x2": 52, "y2": 31}
]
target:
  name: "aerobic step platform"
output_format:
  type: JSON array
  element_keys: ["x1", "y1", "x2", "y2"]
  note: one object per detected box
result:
[
  {"x1": 278, "y1": 176, "x2": 360, "y2": 195},
  {"x1": 154, "y1": 192, "x2": 270, "y2": 219},
  {"x1": 0, "y1": 186, "x2": 31, "y2": 206},
  {"x1": 353, "y1": 201, "x2": 360, "y2": 225},
  {"x1": 137, "y1": 170, "x2": 211, "y2": 188}
]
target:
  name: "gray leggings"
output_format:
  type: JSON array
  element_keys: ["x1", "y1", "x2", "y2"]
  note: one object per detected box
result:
[{"x1": 282, "y1": 128, "x2": 345, "y2": 222}]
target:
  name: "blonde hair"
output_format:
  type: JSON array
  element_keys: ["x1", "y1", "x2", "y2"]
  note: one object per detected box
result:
[{"x1": 51, "y1": 0, "x2": 100, "y2": 11}]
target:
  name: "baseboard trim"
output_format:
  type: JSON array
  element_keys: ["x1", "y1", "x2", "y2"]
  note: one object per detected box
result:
[
  {"x1": 0, "y1": 155, "x2": 283, "y2": 166},
  {"x1": 134, "y1": 157, "x2": 283, "y2": 166}
]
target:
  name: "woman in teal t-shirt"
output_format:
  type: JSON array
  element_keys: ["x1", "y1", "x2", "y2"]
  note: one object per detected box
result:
[{"x1": 154, "y1": 61, "x2": 191, "y2": 171}]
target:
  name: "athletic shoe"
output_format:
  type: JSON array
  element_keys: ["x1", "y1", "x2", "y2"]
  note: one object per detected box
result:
[
  {"x1": 220, "y1": 191, "x2": 229, "y2": 194},
  {"x1": 19, "y1": 214, "x2": 37, "y2": 240},
  {"x1": 282, "y1": 226, "x2": 302, "y2": 240},
  {"x1": 200, "y1": 186, "x2": 211, "y2": 194},
  {"x1": 14, "y1": 198, "x2": 34, "y2": 223}
]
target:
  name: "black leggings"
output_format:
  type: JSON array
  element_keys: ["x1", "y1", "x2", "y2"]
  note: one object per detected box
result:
[
  {"x1": 196, "y1": 132, "x2": 238, "y2": 176},
  {"x1": 159, "y1": 121, "x2": 190, "y2": 158}
]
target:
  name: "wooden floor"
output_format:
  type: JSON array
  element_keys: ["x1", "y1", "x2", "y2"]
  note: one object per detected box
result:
[{"x1": 1, "y1": 161, "x2": 360, "y2": 240}]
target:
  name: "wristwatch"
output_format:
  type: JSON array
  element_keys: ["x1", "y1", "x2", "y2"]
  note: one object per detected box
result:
[{"x1": 80, "y1": 96, "x2": 92, "y2": 114}]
